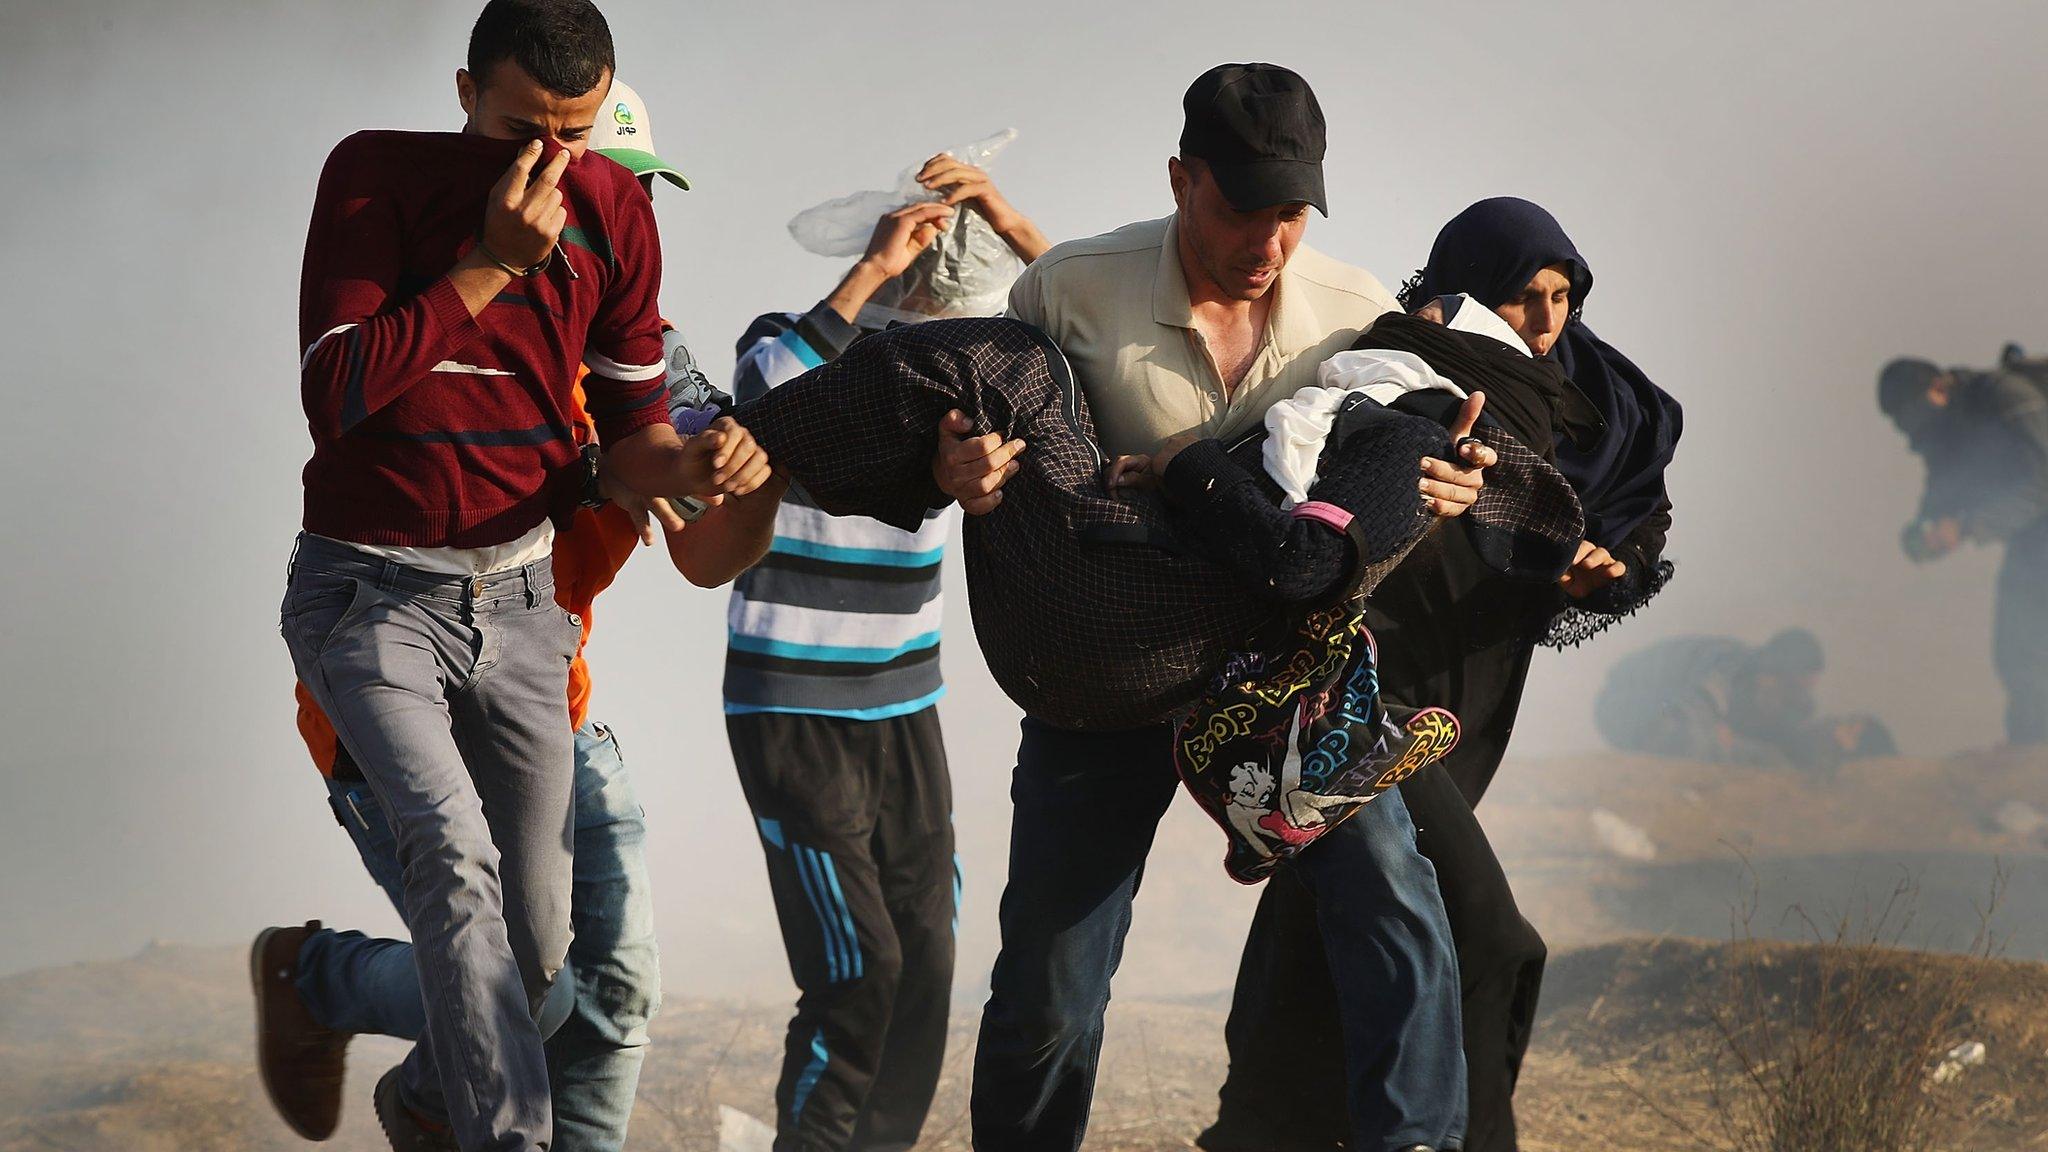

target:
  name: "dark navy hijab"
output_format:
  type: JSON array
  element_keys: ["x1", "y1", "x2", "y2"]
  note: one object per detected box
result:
[{"x1": 1407, "y1": 197, "x2": 1682, "y2": 547}]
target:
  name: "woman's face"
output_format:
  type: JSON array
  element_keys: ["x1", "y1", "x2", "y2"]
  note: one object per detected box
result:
[{"x1": 1493, "y1": 263, "x2": 1574, "y2": 355}]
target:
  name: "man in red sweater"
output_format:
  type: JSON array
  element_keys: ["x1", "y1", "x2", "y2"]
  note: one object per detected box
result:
[{"x1": 274, "y1": 4, "x2": 768, "y2": 1149}]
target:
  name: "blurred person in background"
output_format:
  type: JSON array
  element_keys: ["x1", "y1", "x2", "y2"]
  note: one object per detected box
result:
[
  {"x1": 1881, "y1": 347, "x2": 2048, "y2": 746},
  {"x1": 1594, "y1": 627, "x2": 1896, "y2": 771}
]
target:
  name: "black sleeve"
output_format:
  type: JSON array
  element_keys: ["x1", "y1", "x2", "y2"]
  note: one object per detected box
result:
[
  {"x1": 1613, "y1": 493, "x2": 1671, "y2": 575},
  {"x1": 1160, "y1": 439, "x2": 1356, "y2": 605},
  {"x1": 1581, "y1": 492, "x2": 1672, "y2": 614}
]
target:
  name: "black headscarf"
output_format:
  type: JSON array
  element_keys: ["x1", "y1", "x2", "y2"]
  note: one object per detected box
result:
[{"x1": 1407, "y1": 197, "x2": 1682, "y2": 547}]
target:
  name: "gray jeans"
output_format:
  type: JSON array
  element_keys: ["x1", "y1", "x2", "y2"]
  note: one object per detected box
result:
[{"x1": 281, "y1": 533, "x2": 581, "y2": 1152}]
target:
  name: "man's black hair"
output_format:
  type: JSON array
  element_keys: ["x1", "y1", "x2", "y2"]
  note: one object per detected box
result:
[
  {"x1": 1878, "y1": 357, "x2": 1944, "y2": 438},
  {"x1": 467, "y1": 0, "x2": 615, "y2": 98}
]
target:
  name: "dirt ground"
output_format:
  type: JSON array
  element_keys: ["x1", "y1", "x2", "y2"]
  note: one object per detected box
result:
[
  {"x1": 6, "y1": 934, "x2": 2048, "y2": 1152},
  {"x1": 7, "y1": 746, "x2": 2047, "y2": 1150}
]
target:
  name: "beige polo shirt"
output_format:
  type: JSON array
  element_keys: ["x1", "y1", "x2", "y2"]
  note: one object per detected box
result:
[{"x1": 1006, "y1": 215, "x2": 1400, "y2": 457}]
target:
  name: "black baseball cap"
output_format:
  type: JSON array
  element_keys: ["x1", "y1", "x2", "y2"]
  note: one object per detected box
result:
[{"x1": 1179, "y1": 63, "x2": 1328, "y2": 215}]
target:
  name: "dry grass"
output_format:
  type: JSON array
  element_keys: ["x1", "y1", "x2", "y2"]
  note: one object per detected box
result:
[
  {"x1": 8, "y1": 935, "x2": 2048, "y2": 1152},
  {"x1": 1680, "y1": 869, "x2": 2004, "y2": 1152}
]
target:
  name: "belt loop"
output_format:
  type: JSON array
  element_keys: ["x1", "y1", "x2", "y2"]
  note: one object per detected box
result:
[
  {"x1": 524, "y1": 561, "x2": 540, "y2": 608},
  {"x1": 379, "y1": 559, "x2": 402, "y2": 593},
  {"x1": 286, "y1": 533, "x2": 304, "y2": 581}
]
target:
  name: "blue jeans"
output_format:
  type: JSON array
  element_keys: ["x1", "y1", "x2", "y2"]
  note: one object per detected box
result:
[
  {"x1": 299, "y1": 722, "x2": 662, "y2": 1152},
  {"x1": 1290, "y1": 789, "x2": 1467, "y2": 1150},
  {"x1": 971, "y1": 719, "x2": 1465, "y2": 1152}
]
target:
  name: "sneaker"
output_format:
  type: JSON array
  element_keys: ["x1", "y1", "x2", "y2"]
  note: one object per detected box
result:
[
  {"x1": 374, "y1": 1065, "x2": 459, "y2": 1151},
  {"x1": 251, "y1": 921, "x2": 350, "y2": 1140}
]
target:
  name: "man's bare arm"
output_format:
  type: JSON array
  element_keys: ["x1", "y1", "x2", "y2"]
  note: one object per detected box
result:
[
  {"x1": 665, "y1": 474, "x2": 791, "y2": 588},
  {"x1": 824, "y1": 203, "x2": 956, "y2": 324},
  {"x1": 447, "y1": 142, "x2": 572, "y2": 315},
  {"x1": 917, "y1": 153, "x2": 1051, "y2": 262},
  {"x1": 605, "y1": 417, "x2": 774, "y2": 534}
]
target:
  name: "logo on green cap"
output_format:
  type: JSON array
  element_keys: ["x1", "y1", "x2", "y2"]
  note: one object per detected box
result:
[{"x1": 612, "y1": 102, "x2": 634, "y2": 126}]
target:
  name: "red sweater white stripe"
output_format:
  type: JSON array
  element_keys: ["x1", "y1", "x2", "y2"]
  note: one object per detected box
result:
[{"x1": 296, "y1": 130, "x2": 667, "y2": 548}]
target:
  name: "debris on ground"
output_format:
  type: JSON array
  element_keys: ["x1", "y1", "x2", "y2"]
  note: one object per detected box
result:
[
  {"x1": 1590, "y1": 808, "x2": 1658, "y2": 861},
  {"x1": 1931, "y1": 1039, "x2": 1987, "y2": 1084}
]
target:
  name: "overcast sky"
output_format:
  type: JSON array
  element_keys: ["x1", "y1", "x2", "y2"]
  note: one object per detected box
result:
[{"x1": 2, "y1": 0, "x2": 2044, "y2": 990}]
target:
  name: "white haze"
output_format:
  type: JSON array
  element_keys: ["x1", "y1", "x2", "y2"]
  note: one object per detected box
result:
[{"x1": 2, "y1": 0, "x2": 2044, "y2": 992}]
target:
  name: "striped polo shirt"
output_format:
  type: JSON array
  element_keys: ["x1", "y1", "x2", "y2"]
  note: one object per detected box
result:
[{"x1": 724, "y1": 304, "x2": 949, "y2": 719}]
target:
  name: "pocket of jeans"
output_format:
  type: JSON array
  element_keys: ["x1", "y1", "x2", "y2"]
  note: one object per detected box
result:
[
  {"x1": 281, "y1": 574, "x2": 371, "y2": 656},
  {"x1": 325, "y1": 782, "x2": 407, "y2": 904}
]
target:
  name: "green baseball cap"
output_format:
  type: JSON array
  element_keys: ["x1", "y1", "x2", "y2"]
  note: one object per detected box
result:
[{"x1": 591, "y1": 78, "x2": 689, "y2": 190}]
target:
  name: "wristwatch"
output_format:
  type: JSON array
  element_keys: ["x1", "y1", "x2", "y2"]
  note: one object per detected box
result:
[{"x1": 579, "y1": 444, "x2": 607, "y2": 509}]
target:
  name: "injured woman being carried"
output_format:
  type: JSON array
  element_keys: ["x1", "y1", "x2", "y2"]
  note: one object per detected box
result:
[{"x1": 732, "y1": 300, "x2": 1584, "y2": 880}]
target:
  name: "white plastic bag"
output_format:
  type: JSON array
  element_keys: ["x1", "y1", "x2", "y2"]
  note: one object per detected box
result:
[{"x1": 787, "y1": 129, "x2": 1025, "y2": 325}]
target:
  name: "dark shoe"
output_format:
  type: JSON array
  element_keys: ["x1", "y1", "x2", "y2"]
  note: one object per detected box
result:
[
  {"x1": 374, "y1": 1066, "x2": 458, "y2": 1151},
  {"x1": 251, "y1": 921, "x2": 350, "y2": 1140}
]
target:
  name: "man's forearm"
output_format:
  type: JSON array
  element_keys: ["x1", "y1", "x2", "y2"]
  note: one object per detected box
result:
[
  {"x1": 824, "y1": 260, "x2": 892, "y2": 325},
  {"x1": 301, "y1": 249, "x2": 508, "y2": 440},
  {"x1": 447, "y1": 249, "x2": 518, "y2": 316},
  {"x1": 605, "y1": 423, "x2": 693, "y2": 499},
  {"x1": 998, "y1": 219, "x2": 1052, "y2": 263},
  {"x1": 665, "y1": 474, "x2": 789, "y2": 587}
]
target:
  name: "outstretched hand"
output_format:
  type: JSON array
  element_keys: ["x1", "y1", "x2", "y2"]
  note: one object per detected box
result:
[
  {"x1": 1559, "y1": 539, "x2": 1628, "y2": 598},
  {"x1": 679, "y1": 417, "x2": 773, "y2": 500},
  {"x1": 1904, "y1": 516, "x2": 1962, "y2": 562},
  {"x1": 1421, "y1": 391, "x2": 1495, "y2": 517}
]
